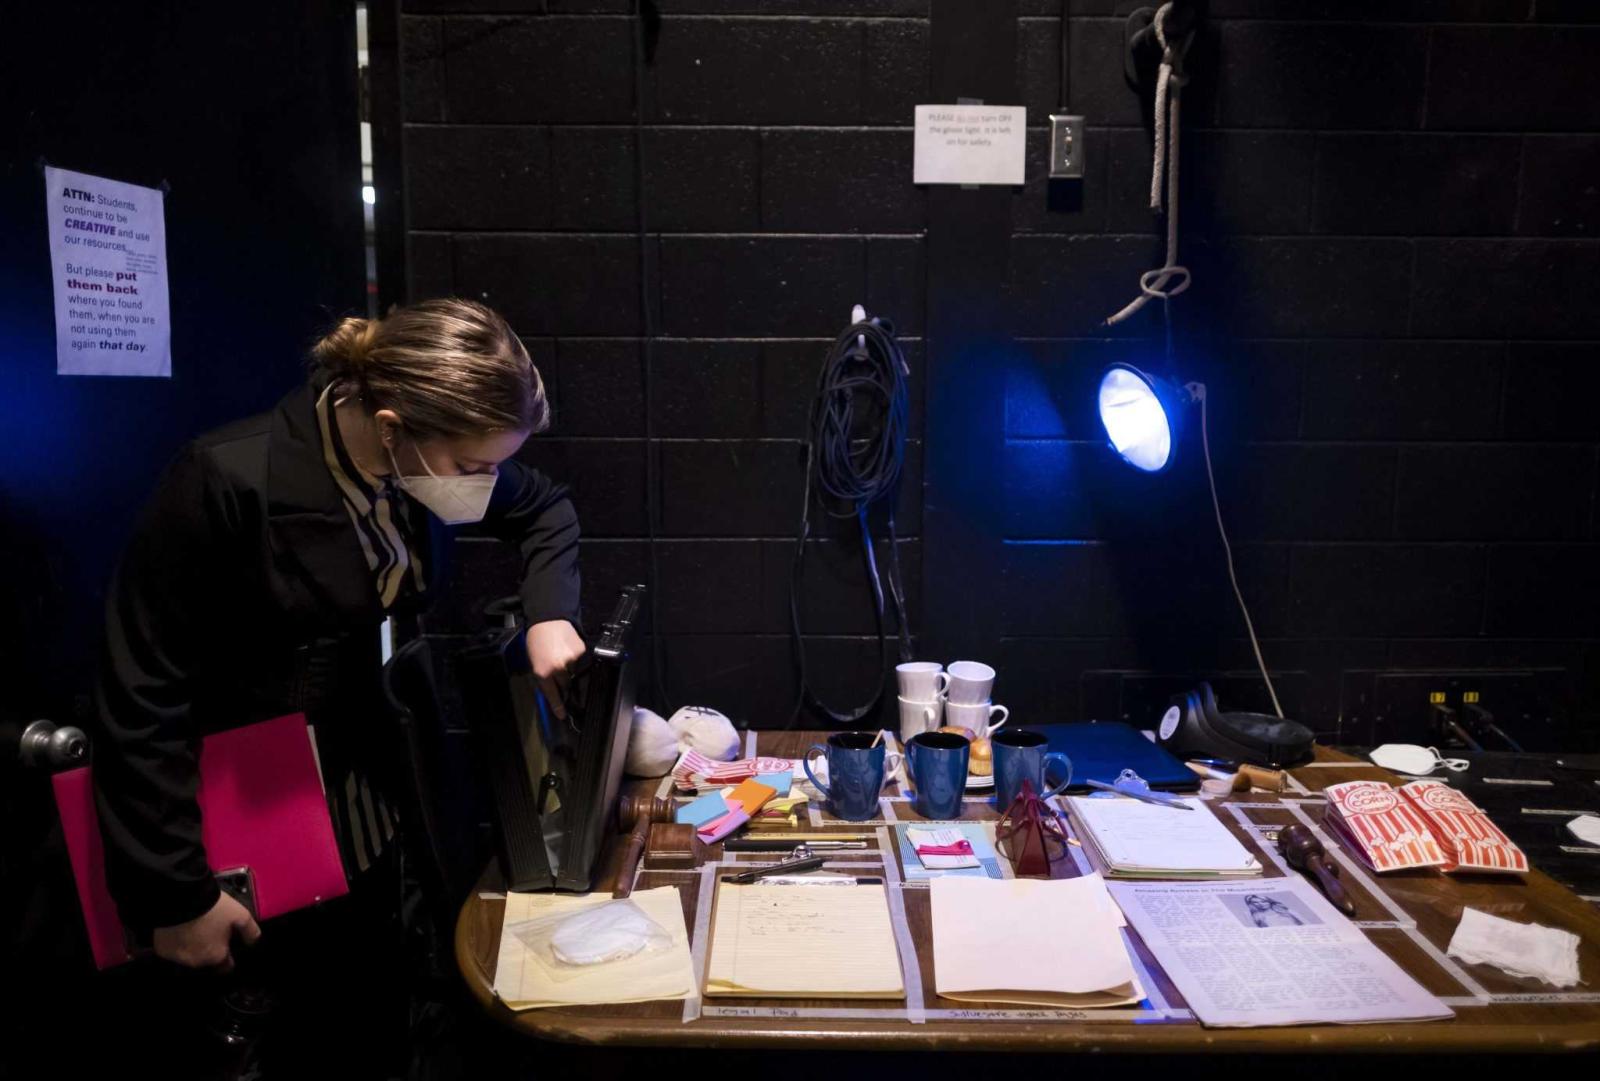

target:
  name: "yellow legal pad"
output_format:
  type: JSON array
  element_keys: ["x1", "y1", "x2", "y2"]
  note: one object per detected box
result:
[
  {"x1": 492, "y1": 886, "x2": 696, "y2": 1010},
  {"x1": 705, "y1": 879, "x2": 906, "y2": 999}
]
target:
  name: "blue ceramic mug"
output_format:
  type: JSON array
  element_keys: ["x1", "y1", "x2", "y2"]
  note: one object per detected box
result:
[
  {"x1": 906, "y1": 731, "x2": 970, "y2": 820},
  {"x1": 804, "y1": 732, "x2": 900, "y2": 821},
  {"x1": 991, "y1": 729, "x2": 1073, "y2": 809}
]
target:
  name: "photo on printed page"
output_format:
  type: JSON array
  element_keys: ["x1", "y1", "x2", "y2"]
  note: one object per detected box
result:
[{"x1": 1220, "y1": 891, "x2": 1322, "y2": 929}]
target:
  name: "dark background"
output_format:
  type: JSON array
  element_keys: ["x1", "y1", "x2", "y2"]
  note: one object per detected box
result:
[
  {"x1": 1, "y1": 0, "x2": 1596, "y2": 1073},
  {"x1": 1, "y1": 4, "x2": 365, "y2": 713},
  {"x1": 382, "y1": 0, "x2": 1600, "y2": 760},
  {"x1": 0, "y1": 0, "x2": 365, "y2": 1034}
]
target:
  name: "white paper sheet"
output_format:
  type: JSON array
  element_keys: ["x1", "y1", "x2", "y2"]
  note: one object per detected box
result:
[
  {"x1": 912, "y1": 105, "x2": 1026, "y2": 186},
  {"x1": 44, "y1": 166, "x2": 171, "y2": 377},
  {"x1": 1107, "y1": 877, "x2": 1453, "y2": 1028},
  {"x1": 930, "y1": 874, "x2": 1142, "y2": 1009}
]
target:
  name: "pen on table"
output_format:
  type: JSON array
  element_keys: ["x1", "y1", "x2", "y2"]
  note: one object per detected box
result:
[
  {"x1": 729, "y1": 855, "x2": 826, "y2": 883},
  {"x1": 723, "y1": 838, "x2": 869, "y2": 852}
]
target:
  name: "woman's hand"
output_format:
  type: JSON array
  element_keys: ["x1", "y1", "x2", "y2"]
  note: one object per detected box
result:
[
  {"x1": 152, "y1": 892, "x2": 261, "y2": 973},
  {"x1": 526, "y1": 619, "x2": 587, "y2": 719}
]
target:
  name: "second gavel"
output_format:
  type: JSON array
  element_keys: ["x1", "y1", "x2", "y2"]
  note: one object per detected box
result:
[
  {"x1": 1279, "y1": 823, "x2": 1356, "y2": 916},
  {"x1": 613, "y1": 794, "x2": 676, "y2": 899}
]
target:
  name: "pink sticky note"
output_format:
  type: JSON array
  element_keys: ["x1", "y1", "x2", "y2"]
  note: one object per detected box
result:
[{"x1": 696, "y1": 809, "x2": 751, "y2": 844}]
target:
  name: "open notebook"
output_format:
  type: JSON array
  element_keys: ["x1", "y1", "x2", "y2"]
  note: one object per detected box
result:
[
  {"x1": 705, "y1": 880, "x2": 905, "y2": 999},
  {"x1": 1067, "y1": 795, "x2": 1262, "y2": 878}
]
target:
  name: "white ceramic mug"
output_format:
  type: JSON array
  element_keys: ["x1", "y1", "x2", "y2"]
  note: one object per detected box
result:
[
  {"x1": 897, "y1": 695, "x2": 944, "y2": 744},
  {"x1": 946, "y1": 660, "x2": 996, "y2": 705},
  {"x1": 943, "y1": 700, "x2": 1008, "y2": 740},
  {"x1": 896, "y1": 661, "x2": 949, "y2": 701}
]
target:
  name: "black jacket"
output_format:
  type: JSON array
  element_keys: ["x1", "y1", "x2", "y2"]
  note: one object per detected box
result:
[{"x1": 90, "y1": 377, "x2": 580, "y2": 932}]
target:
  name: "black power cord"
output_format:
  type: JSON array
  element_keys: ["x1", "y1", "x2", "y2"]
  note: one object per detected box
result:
[
  {"x1": 631, "y1": 1, "x2": 670, "y2": 714},
  {"x1": 1060, "y1": 0, "x2": 1072, "y2": 111},
  {"x1": 788, "y1": 316, "x2": 913, "y2": 728}
]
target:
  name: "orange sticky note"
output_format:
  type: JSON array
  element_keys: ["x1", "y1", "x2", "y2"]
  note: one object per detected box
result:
[{"x1": 725, "y1": 778, "x2": 777, "y2": 818}]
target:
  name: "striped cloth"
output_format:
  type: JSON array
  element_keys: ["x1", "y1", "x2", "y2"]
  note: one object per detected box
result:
[
  {"x1": 315, "y1": 384, "x2": 426, "y2": 608},
  {"x1": 312, "y1": 384, "x2": 409, "y2": 874}
]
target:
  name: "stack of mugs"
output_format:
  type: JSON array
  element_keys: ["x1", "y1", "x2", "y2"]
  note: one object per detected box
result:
[{"x1": 895, "y1": 660, "x2": 1008, "y2": 746}]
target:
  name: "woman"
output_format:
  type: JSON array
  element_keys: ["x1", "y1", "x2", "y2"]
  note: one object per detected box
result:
[
  {"x1": 1244, "y1": 893, "x2": 1305, "y2": 928},
  {"x1": 90, "y1": 298, "x2": 585, "y2": 1074}
]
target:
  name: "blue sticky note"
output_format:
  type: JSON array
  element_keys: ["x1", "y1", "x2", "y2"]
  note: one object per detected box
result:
[
  {"x1": 675, "y1": 792, "x2": 730, "y2": 828},
  {"x1": 755, "y1": 770, "x2": 792, "y2": 797}
]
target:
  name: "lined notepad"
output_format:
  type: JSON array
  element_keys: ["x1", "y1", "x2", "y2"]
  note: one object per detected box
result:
[
  {"x1": 705, "y1": 881, "x2": 906, "y2": 999},
  {"x1": 1067, "y1": 795, "x2": 1262, "y2": 878},
  {"x1": 493, "y1": 886, "x2": 696, "y2": 1010}
]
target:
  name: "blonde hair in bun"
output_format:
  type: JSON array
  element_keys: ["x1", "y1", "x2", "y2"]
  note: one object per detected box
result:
[{"x1": 310, "y1": 298, "x2": 548, "y2": 438}]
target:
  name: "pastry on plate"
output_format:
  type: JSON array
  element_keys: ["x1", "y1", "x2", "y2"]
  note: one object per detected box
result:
[{"x1": 969, "y1": 738, "x2": 993, "y2": 777}]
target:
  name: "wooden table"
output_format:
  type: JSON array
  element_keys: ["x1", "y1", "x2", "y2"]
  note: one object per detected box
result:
[{"x1": 456, "y1": 731, "x2": 1600, "y2": 1053}]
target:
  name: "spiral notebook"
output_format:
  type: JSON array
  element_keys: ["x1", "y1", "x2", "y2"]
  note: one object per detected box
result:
[{"x1": 1067, "y1": 795, "x2": 1262, "y2": 879}]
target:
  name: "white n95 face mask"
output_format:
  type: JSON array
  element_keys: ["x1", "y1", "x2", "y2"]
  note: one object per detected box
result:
[
  {"x1": 388, "y1": 443, "x2": 497, "y2": 525},
  {"x1": 1369, "y1": 743, "x2": 1469, "y2": 776}
]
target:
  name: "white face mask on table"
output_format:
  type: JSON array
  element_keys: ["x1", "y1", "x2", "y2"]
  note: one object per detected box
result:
[{"x1": 1368, "y1": 743, "x2": 1469, "y2": 776}]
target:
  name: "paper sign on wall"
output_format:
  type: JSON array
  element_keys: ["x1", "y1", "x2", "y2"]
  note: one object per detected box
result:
[
  {"x1": 44, "y1": 165, "x2": 171, "y2": 377},
  {"x1": 913, "y1": 104, "x2": 1026, "y2": 186}
]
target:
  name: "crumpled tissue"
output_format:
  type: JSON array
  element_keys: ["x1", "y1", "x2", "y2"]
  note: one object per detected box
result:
[{"x1": 1446, "y1": 907, "x2": 1581, "y2": 988}]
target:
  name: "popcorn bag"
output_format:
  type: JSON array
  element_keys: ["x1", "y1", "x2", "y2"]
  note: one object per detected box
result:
[
  {"x1": 1323, "y1": 781, "x2": 1447, "y2": 873},
  {"x1": 1398, "y1": 781, "x2": 1527, "y2": 875}
]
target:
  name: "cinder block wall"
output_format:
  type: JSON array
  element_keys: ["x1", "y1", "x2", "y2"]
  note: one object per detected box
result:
[{"x1": 389, "y1": 2, "x2": 1600, "y2": 758}]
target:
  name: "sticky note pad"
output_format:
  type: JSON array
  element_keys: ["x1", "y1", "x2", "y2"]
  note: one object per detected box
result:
[
  {"x1": 754, "y1": 770, "x2": 792, "y2": 797},
  {"x1": 697, "y1": 809, "x2": 750, "y2": 844},
  {"x1": 675, "y1": 791, "x2": 730, "y2": 828},
  {"x1": 725, "y1": 779, "x2": 777, "y2": 818}
]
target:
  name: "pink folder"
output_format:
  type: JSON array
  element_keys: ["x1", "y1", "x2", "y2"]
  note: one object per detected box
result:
[{"x1": 54, "y1": 712, "x2": 350, "y2": 969}]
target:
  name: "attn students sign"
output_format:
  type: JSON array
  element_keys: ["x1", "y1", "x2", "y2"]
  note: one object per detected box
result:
[{"x1": 44, "y1": 165, "x2": 171, "y2": 377}]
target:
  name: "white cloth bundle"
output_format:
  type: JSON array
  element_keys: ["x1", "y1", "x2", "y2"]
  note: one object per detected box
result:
[
  {"x1": 1446, "y1": 908, "x2": 1581, "y2": 988},
  {"x1": 624, "y1": 705, "x2": 740, "y2": 777}
]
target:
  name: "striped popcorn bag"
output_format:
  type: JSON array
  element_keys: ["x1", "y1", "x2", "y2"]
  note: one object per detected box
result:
[
  {"x1": 1399, "y1": 781, "x2": 1528, "y2": 875},
  {"x1": 1323, "y1": 781, "x2": 1448, "y2": 873}
]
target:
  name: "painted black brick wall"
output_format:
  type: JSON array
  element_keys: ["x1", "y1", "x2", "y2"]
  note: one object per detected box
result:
[{"x1": 384, "y1": 2, "x2": 1600, "y2": 755}]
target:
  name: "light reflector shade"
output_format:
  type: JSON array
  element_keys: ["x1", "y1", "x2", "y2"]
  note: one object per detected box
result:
[{"x1": 1097, "y1": 365, "x2": 1173, "y2": 472}]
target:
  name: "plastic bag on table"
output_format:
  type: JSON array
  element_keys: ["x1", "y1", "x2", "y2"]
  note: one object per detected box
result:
[{"x1": 506, "y1": 898, "x2": 673, "y2": 976}]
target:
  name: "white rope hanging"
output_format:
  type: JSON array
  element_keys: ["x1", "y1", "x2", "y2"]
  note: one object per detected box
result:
[{"x1": 1105, "y1": 2, "x2": 1194, "y2": 327}]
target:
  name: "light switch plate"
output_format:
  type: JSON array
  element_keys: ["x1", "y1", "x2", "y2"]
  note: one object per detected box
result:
[{"x1": 1048, "y1": 114, "x2": 1086, "y2": 179}]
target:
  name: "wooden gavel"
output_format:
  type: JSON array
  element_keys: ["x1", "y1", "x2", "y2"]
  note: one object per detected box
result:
[
  {"x1": 613, "y1": 794, "x2": 676, "y2": 899},
  {"x1": 1279, "y1": 823, "x2": 1356, "y2": 916}
]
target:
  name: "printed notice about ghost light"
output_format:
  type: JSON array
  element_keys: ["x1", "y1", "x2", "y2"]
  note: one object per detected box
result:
[
  {"x1": 912, "y1": 104, "x2": 1026, "y2": 186},
  {"x1": 44, "y1": 165, "x2": 172, "y2": 377}
]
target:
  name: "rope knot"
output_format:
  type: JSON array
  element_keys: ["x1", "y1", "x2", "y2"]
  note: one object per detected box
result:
[{"x1": 1104, "y1": 0, "x2": 1197, "y2": 328}]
